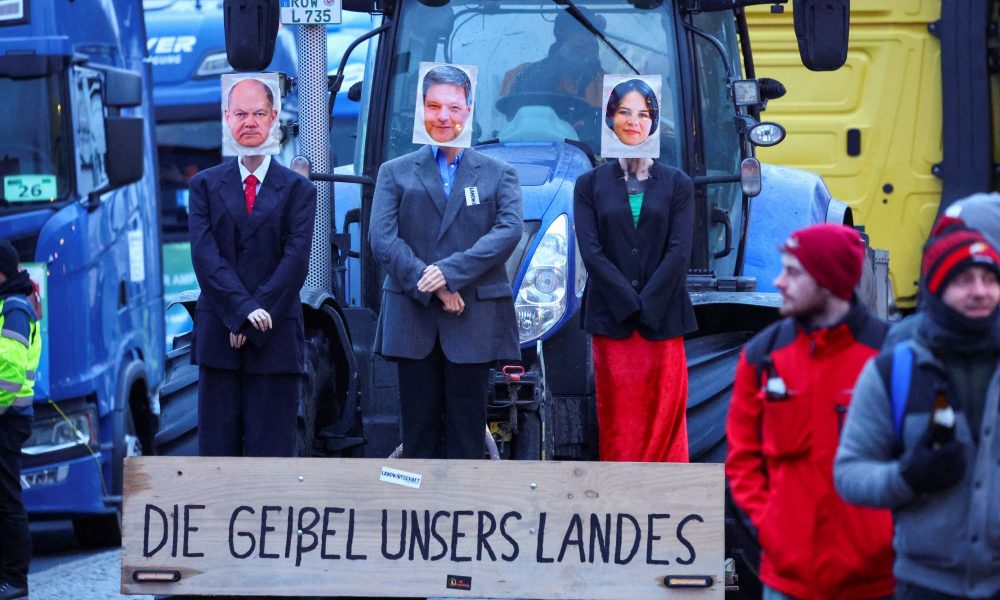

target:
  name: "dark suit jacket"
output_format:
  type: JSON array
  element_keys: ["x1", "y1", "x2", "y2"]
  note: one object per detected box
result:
[
  {"x1": 369, "y1": 146, "x2": 523, "y2": 363},
  {"x1": 188, "y1": 158, "x2": 317, "y2": 374},
  {"x1": 574, "y1": 160, "x2": 697, "y2": 340}
]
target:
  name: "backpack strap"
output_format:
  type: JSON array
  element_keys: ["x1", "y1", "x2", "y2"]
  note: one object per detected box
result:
[{"x1": 890, "y1": 341, "x2": 913, "y2": 447}]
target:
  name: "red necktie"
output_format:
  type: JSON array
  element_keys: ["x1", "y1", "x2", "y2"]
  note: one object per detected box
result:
[{"x1": 244, "y1": 174, "x2": 258, "y2": 214}]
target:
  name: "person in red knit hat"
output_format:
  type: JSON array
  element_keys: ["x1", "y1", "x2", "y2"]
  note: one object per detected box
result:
[{"x1": 726, "y1": 223, "x2": 895, "y2": 600}]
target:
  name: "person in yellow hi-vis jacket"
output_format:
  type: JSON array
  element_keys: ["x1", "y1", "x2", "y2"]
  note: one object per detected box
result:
[{"x1": 0, "y1": 240, "x2": 39, "y2": 600}]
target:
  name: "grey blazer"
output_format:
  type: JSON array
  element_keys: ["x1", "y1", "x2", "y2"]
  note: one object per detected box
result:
[{"x1": 369, "y1": 146, "x2": 523, "y2": 363}]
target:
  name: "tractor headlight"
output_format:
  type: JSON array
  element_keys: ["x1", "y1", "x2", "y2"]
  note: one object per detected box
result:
[{"x1": 515, "y1": 214, "x2": 569, "y2": 344}]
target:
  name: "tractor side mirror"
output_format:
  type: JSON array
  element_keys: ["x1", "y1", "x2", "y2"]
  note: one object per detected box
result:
[
  {"x1": 793, "y1": 0, "x2": 850, "y2": 71},
  {"x1": 223, "y1": 0, "x2": 280, "y2": 72}
]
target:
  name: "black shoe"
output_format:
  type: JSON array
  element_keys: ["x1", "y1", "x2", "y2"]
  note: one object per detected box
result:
[{"x1": 0, "y1": 581, "x2": 27, "y2": 599}]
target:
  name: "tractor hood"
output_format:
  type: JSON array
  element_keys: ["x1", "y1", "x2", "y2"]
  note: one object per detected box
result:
[{"x1": 475, "y1": 142, "x2": 594, "y2": 221}]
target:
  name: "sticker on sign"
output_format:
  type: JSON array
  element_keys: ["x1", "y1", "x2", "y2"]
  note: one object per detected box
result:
[{"x1": 280, "y1": 0, "x2": 342, "y2": 25}]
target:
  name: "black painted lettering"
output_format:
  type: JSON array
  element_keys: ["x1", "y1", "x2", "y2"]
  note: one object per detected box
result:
[
  {"x1": 143, "y1": 504, "x2": 168, "y2": 557},
  {"x1": 589, "y1": 513, "x2": 611, "y2": 564},
  {"x1": 451, "y1": 510, "x2": 473, "y2": 562},
  {"x1": 499, "y1": 511, "x2": 521, "y2": 562},
  {"x1": 182, "y1": 505, "x2": 205, "y2": 558},
  {"x1": 476, "y1": 511, "x2": 497, "y2": 561},
  {"x1": 615, "y1": 513, "x2": 641, "y2": 565},
  {"x1": 171, "y1": 504, "x2": 179, "y2": 557},
  {"x1": 259, "y1": 506, "x2": 282, "y2": 559},
  {"x1": 296, "y1": 507, "x2": 321, "y2": 567},
  {"x1": 536, "y1": 512, "x2": 554, "y2": 563},
  {"x1": 558, "y1": 514, "x2": 585, "y2": 563},
  {"x1": 284, "y1": 506, "x2": 294, "y2": 558},
  {"x1": 229, "y1": 506, "x2": 256, "y2": 559},
  {"x1": 675, "y1": 514, "x2": 703, "y2": 566},
  {"x1": 381, "y1": 509, "x2": 407, "y2": 560},
  {"x1": 346, "y1": 509, "x2": 367, "y2": 560},
  {"x1": 409, "y1": 510, "x2": 430, "y2": 561},
  {"x1": 646, "y1": 513, "x2": 670, "y2": 565},
  {"x1": 430, "y1": 510, "x2": 450, "y2": 561},
  {"x1": 322, "y1": 507, "x2": 345, "y2": 559}
]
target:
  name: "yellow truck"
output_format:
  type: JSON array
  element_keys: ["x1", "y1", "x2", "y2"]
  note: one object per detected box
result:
[{"x1": 747, "y1": 0, "x2": 999, "y2": 308}]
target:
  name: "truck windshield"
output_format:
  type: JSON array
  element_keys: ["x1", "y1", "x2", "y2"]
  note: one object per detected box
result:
[
  {"x1": 0, "y1": 72, "x2": 71, "y2": 209},
  {"x1": 383, "y1": 0, "x2": 683, "y2": 165}
]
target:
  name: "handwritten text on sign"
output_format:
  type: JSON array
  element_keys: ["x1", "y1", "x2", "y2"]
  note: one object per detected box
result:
[{"x1": 122, "y1": 457, "x2": 724, "y2": 598}]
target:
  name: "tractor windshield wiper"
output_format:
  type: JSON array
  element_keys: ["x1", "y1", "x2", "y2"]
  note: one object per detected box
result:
[{"x1": 555, "y1": 0, "x2": 639, "y2": 74}]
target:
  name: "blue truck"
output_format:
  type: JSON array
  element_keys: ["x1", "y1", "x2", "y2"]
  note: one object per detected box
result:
[{"x1": 0, "y1": 0, "x2": 163, "y2": 546}]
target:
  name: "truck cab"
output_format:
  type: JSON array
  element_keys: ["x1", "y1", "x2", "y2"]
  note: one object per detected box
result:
[{"x1": 0, "y1": 0, "x2": 163, "y2": 546}]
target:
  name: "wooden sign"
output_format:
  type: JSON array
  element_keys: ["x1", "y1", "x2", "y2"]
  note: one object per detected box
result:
[{"x1": 122, "y1": 457, "x2": 724, "y2": 598}]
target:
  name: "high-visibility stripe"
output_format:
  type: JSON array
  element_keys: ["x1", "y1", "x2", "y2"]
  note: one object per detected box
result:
[
  {"x1": 0, "y1": 379, "x2": 22, "y2": 392},
  {"x1": 0, "y1": 328, "x2": 28, "y2": 346},
  {"x1": 12, "y1": 396, "x2": 32, "y2": 407},
  {"x1": 25, "y1": 370, "x2": 35, "y2": 379}
]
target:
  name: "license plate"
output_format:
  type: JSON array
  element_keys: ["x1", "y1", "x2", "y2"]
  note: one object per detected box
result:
[{"x1": 280, "y1": 0, "x2": 341, "y2": 25}]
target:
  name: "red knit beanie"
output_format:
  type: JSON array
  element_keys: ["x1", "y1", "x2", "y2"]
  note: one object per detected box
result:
[
  {"x1": 781, "y1": 224, "x2": 865, "y2": 300},
  {"x1": 921, "y1": 221, "x2": 1000, "y2": 296}
]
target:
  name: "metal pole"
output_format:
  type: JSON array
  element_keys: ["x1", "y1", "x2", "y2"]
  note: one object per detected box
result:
[{"x1": 297, "y1": 23, "x2": 333, "y2": 293}]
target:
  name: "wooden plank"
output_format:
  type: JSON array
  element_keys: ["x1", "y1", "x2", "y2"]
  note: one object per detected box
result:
[{"x1": 122, "y1": 457, "x2": 723, "y2": 598}]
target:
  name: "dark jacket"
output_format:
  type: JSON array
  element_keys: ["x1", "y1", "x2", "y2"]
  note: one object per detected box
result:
[
  {"x1": 727, "y1": 302, "x2": 894, "y2": 600},
  {"x1": 369, "y1": 146, "x2": 523, "y2": 363},
  {"x1": 573, "y1": 160, "x2": 696, "y2": 340},
  {"x1": 188, "y1": 158, "x2": 317, "y2": 374},
  {"x1": 836, "y1": 333, "x2": 1000, "y2": 598}
]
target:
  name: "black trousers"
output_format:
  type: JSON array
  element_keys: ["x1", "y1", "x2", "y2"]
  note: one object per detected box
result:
[
  {"x1": 397, "y1": 341, "x2": 490, "y2": 459},
  {"x1": 0, "y1": 413, "x2": 31, "y2": 589},
  {"x1": 198, "y1": 367, "x2": 301, "y2": 457}
]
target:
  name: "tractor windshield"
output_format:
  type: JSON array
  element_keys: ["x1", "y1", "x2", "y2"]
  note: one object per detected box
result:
[{"x1": 383, "y1": 0, "x2": 683, "y2": 166}]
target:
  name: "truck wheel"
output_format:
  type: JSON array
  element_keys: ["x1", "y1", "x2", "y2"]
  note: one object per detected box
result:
[{"x1": 72, "y1": 514, "x2": 122, "y2": 549}]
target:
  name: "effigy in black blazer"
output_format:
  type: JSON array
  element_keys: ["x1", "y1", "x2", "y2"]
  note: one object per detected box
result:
[
  {"x1": 573, "y1": 160, "x2": 697, "y2": 340},
  {"x1": 188, "y1": 157, "x2": 318, "y2": 374}
]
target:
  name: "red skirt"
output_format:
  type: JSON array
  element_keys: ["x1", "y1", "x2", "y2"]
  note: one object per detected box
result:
[{"x1": 592, "y1": 332, "x2": 689, "y2": 462}]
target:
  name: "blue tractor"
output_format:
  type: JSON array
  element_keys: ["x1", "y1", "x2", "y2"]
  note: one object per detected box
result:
[{"x1": 0, "y1": 0, "x2": 163, "y2": 546}]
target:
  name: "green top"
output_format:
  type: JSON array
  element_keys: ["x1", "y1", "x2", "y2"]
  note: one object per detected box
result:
[{"x1": 628, "y1": 192, "x2": 644, "y2": 227}]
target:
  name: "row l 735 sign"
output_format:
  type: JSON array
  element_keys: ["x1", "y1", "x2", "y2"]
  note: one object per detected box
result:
[{"x1": 280, "y1": 0, "x2": 342, "y2": 25}]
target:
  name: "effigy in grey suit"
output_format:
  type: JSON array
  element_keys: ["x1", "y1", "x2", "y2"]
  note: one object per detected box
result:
[{"x1": 369, "y1": 145, "x2": 523, "y2": 459}]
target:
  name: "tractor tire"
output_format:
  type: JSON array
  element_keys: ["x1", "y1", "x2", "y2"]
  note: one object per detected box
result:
[
  {"x1": 297, "y1": 328, "x2": 337, "y2": 457},
  {"x1": 685, "y1": 330, "x2": 752, "y2": 463},
  {"x1": 154, "y1": 333, "x2": 200, "y2": 456},
  {"x1": 685, "y1": 328, "x2": 761, "y2": 598}
]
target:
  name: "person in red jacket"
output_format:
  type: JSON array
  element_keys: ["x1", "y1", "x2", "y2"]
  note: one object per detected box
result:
[{"x1": 726, "y1": 224, "x2": 894, "y2": 600}]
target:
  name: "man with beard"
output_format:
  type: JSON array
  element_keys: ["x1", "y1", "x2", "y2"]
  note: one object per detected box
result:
[
  {"x1": 836, "y1": 221, "x2": 1000, "y2": 600},
  {"x1": 0, "y1": 240, "x2": 40, "y2": 600},
  {"x1": 726, "y1": 224, "x2": 895, "y2": 600}
]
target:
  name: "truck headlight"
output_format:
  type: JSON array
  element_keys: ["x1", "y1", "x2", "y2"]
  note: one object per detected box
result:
[
  {"x1": 515, "y1": 214, "x2": 569, "y2": 344},
  {"x1": 195, "y1": 52, "x2": 234, "y2": 77},
  {"x1": 22, "y1": 408, "x2": 96, "y2": 456}
]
